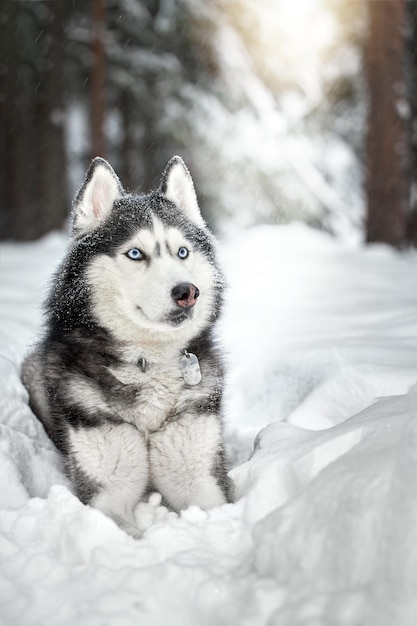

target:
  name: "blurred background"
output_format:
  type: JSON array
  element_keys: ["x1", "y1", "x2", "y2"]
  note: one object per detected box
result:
[{"x1": 0, "y1": 0, "x2": 416, "y2": 247}]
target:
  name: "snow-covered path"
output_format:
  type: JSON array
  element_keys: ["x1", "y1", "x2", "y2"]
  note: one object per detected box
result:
[{"x1": 2, "y1": 224, "x2": 417, "y2": 625}]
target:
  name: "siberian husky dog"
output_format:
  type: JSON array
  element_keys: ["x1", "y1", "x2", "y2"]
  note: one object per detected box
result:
[{"x1": 22, "y1": 156, "x2": 229, "y2": 536}]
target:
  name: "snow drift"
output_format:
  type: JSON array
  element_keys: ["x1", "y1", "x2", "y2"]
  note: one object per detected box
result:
[{"x1": 2, "y1": 224, "x2": 417, "y2": 625}]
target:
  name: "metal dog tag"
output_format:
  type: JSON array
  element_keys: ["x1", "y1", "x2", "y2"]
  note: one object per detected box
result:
[{"x1": 180, "y1": 351, "x2": 202, "y2": 385}]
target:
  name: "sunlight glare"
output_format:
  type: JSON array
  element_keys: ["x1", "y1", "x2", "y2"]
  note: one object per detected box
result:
[{"x1": 222, "y1": 0, "x2": 340, "y2": 103}]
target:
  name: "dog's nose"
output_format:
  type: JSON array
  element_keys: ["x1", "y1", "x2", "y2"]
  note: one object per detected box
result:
[{"x1": 172, "y1": 283, "x2": 200, "y2": 308}]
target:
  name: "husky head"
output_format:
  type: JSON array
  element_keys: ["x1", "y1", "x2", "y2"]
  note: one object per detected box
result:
[{"x1": 49, "y1": 157, "x2": 223, "y2": 346}]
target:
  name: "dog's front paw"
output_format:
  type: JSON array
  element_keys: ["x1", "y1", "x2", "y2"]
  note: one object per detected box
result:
[{"x1": 134, "y1": 492, "x2": 177, "y2": 533}]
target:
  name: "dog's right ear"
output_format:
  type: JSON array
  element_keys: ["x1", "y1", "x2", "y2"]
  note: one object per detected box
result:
[
  {"x1": 72, "y1": 158, "x2": 123, "y2": 237},
  {"x1": 160, "y1": 156, "x2": 206, "y2": 228}
]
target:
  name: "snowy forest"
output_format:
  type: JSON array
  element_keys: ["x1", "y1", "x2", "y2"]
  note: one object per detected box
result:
[
  {"x1": 2, "y1": 0, "x2": 417, "y2": 245},
  {"x1": 4, "y1": 2, "x2": 417, "y2": 626}
]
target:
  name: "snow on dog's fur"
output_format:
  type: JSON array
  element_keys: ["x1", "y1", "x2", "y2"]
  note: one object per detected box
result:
[{"x1": 22, "y1": 156, "x2": 229, "y2": 536}]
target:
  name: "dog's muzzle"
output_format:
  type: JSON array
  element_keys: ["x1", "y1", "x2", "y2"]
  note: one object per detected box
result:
[{"x1": 171, "y1": 283, "x2": 200, "y2": 309}]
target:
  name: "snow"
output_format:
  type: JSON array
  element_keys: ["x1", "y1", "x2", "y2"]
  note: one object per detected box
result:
[{"x1": 2, "y1": 224, "x2": 417, "y2": 624}]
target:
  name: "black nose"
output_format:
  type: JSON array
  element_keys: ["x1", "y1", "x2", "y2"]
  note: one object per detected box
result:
[{"x1": 171, "y1": 283, "x2": 200, "y2": 308}]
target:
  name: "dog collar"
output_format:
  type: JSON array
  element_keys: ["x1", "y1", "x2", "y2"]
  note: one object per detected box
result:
[{"x1": 136, "y1": 349, "x2": 202, "y2": 386}]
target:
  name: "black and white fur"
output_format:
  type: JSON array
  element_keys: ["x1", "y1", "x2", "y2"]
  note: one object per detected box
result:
[{"x1": 22, "y1": 156, "x2": 229, "y2": 536}]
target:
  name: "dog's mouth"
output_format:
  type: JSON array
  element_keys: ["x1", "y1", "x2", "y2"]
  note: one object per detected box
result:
[{"x1": 134, "y1": 305, "x2": 192, "y2": 329}]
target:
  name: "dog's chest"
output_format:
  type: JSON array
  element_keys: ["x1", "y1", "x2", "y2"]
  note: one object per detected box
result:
[{"x1": 108, "y1": 360, "x2": 186, "y2": 432}]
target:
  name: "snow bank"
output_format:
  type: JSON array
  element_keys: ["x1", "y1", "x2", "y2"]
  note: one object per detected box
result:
[
  {"x1": 221, "y1": 224, "x2": 417, "y2": 460},
  {"x1": 2, "y1": 225, "x2": 417, "y2": 625}
]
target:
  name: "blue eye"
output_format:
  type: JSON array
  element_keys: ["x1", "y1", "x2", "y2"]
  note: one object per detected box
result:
[
  {"x1": 178, "y1": 247, "x2": 189, "y2": 259},
  {"x1": 126, "y1": 248, "x2": 143, "y2": 261}
]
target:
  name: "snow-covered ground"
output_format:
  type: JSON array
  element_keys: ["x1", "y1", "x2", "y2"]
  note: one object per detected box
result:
[{"x1": 2, "y1": 223, "x2": 417, "y2": 625}]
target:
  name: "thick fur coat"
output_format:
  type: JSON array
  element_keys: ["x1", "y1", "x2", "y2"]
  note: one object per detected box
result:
[{"x1": 22, "y1": 156, "x2": 229, "y2": 536}]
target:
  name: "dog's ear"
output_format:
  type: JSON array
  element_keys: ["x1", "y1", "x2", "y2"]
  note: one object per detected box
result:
[
  {"x1": 161, "y1": 156, "x2": 206, "y2": 228},
  {"x1": 72, "y1": 158, "x2": 123, "y2": 237}
]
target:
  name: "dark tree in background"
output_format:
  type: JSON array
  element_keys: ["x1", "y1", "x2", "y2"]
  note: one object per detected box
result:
[
  {"x1": 365, "y1": 0, "x2": 410, "y2": 246},
  {"x1": 406, "y1": 0, "x2": 417, "y2": 244},
  {"x1": 0, "y1": 1, "x2": 70, "y2": 240},
  {"x1": 364, "y1": 0, "x2": 417, "y2": 247}
]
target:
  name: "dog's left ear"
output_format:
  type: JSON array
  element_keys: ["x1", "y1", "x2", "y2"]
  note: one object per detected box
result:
[
  {"x1": 161, "y1": 156, "x2": 205, "y2": 228},
  {"x1": 72, "y1": 157, "x2": 123, "y2": 237}
]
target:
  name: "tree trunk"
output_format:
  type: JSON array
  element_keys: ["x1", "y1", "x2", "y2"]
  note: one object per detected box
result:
[
  {"x1": 365, "y1": 0, "x2": 410, "y2": 246},
  {"x1": 0, "y1": 1, "x2": 69, "y2": 240},
  {"x1": 405, "y1": 1, "x2": 417, "y2": 243}
]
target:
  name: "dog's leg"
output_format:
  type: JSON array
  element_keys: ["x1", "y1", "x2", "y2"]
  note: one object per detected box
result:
[
  {"x1": 149, "y1": 414, "x2": 228, "y2": 511},
  {"x1": 67, "y1": 422, "x2": 148, "y2": 536}
]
